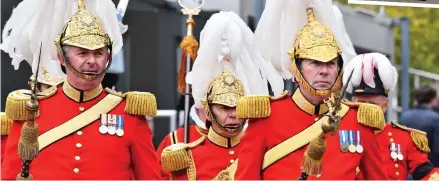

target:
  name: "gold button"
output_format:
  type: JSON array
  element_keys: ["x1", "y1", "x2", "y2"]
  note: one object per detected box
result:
[
  {"x1": 390, "y1": 138, "x2": 394, "y2": 142},
  {"x1": 230, "y1": 159, "x2": 234, "y2": 163},
  {"x1": 395, "y1": 164, "x2": 399, "y2": 168},
  {"x1": 75, "y1": 156, "x2": 80, "y2": 161},
  {"x1": 229, "y1": 150, "x2": 235, "y2": 155},
  {"x1": 396, "y1": 172, "x2": 400, "y2": 176},
  {"x1": 77, "y1": 131, "x2": 83, "y2": 136},
  {"x1": 74, "y1": 168, "x2": 79, "y2": 174},
  {"x1": 316, "y1": 174, "x2": 321, "y2": 178},
  {"x1": 79, "y1": 107, "x2": 84, "y2": 111},
  {"x1": 76, "y1": 143, "x2": 82, "y2": 148},
  {"x1": 388, "y1": 132, "x2": 392, "y2": 136}
]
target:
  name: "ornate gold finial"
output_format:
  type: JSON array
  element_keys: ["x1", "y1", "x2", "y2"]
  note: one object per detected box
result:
[
  {"x1": 306, "y1": 8, "x2": 316, "y2": 22},
  {"x1": 77, "y1": 0, "x2": 85, "y2": 10}
]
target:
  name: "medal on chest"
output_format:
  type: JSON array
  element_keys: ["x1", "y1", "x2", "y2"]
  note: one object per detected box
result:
[
  {"x1": 390, "y1": 142, "x2": 398, "y2": 160},
  {"x1": 397, "y1": 144, "x2": 404, "y2": 161},
  {"x1": 100, "y1": 113, "x2": 125, "y2": 137},
  {"x1": 355, "y1": 130, "x2": 363, "y2": 153},
  {"x1": 339, "y1": 130, "x2": 348, "y2": 152},
  {"x1": 348, "y1": 130, "x2": 357, "y2": 153},
  {"x1": 340, "y1": 130, "x2": 363, "y2": 154}
]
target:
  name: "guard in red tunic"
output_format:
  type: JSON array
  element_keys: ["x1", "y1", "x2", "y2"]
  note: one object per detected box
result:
[
  {"x1": 156, "y1": 105, "x2": 208, "y2": 179},
  {"x1": 343, "y1": 52, "x2": 439, "y2": 181},
  {"x1": 159, "y1": 11, "x2": 275, "y2": 180},
  {"x1": 1, "y1": 113, "x2": 11, "y2": 164},
  {"x1": 161, "y1": 72, "x2": 245, "y2": 180},
  {"x1": 1, "y1": 0, "x2": 161, "y2": 179},
  {"x1": 234, "y1": 3, "x2": 388, "y2": 180}
]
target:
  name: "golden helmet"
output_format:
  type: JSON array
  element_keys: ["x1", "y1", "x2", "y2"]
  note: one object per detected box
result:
[
  {"x1": 202, "y1": 72, "x2": 245, "y2": 108},
  {"x1": 202, "y1": 71, "x2": 244, "y2": 121},
  {"x1": 289, "y1": 7, "x2": 343, "y2": 97},
  {"x1": 54, "y1": 0, "x2": 112, "y2": 81}
]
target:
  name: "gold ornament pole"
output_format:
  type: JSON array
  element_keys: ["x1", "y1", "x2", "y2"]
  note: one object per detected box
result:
[
  {"x1": 298, "y1": 69, "x2": 355, "y2": 180},
  {"x1": 16, "y1": 44, "x2": 43, "y2": 181},
  {"x1": 177, "y1": 0, "x2": 204, "y2": 144}
]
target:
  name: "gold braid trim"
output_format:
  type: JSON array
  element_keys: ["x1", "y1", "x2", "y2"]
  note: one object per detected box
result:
[
  {"x1": 5, "y1": 90, "x2": 31, "y2": 121},
  {"x1": 161, "y1": 136, "x2": 206, "y2": 173},
  {"x1": 391, "y1": 121, "x2": 431, "y2": 153},
  {"x1": 411, "y1": 131, "x2": 431, "y2": 153},
  {"x1": 213, "y1": 170, "x2": 231, "y2": 181},
  {"x1": 5, "y1": 88, "x2": 58, "y2": 121},
  {"x1": 1, "y1": 112, "x2": 12, "y2": 135},
  {"x1": 213, "y1": 159, "x2": 239, "y2": 181},
  {"x1": 161, "y1": 143, "x2": 191, "y2": 172},
  {"x1": 357, "y1": 103, "x2": 386, "y2": 131},
  {"x1": 270, "y1": 91, "x2": 289, "y2": 101},
  {"x1": 124, "y1": 92, "x2": 157, "y2": 117},
  {"x1": 105, "y1": 88, "x2": 125, "y2": 98},
  {"x1": 186, "y1": 149, "x2": 197, "y2": 181},
  {"x1": 236, "y1": 95, "x2": 271, "y2": 119}
]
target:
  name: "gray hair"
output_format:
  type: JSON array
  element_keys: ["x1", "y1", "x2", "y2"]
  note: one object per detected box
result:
[{"x1": 62, "y1": 45, "x2": 70, "y2": 58}]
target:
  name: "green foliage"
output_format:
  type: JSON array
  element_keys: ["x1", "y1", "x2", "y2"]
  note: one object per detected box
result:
[{"x1": 335, "y1": 0, "x2": 439, "y2": 74}]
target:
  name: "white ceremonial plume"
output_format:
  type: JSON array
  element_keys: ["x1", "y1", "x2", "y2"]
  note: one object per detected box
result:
[
  {"x1": 252, "y1": 0, "x2": 357, "y2": 80},
  {"x1": 186, "y1": 11, "x2": 284, "y2": 109},
  {"x1": 1, "y1": 0, "x2": 122, "y2": 79},
  {"x1": 343, "y1": 53, "x2": 398, "y2": 93}
]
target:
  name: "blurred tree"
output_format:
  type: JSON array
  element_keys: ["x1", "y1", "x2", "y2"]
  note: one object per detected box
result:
[{"x1": 335, "y1": 0, "x2": 439, "y2": 74}]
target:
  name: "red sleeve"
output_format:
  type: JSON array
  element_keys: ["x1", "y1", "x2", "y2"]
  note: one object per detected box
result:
[
  {"x1": 156, "y1": 133, "x2": 172, "y2": 179},
  {"x1": 358, "y1": 126, "x2": 389, "y2": 180},
  {"x1": 1, "y1": 135, "x2": 7, "y2": 164},
  {"x1": 235, "y1": 119, "x2": 266, "y2": 180},
  {"x1": 1, "y1": 120, "x2": 24, "y2": 180},
  {"x1": 130, "y1": 116, "x2": 162, "y2": 180},
  {"x1": 407, "y1": 138, "x2": 430, "y2": 174}
]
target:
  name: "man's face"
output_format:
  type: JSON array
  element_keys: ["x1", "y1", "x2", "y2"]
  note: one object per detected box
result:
[
  {"x1": 208, "y1": 104, "x2": 244, "y2": 138},
  {"x1": 59, "y1": 46, "x2": 109, "y2": 90},
  {"x1": 300, "y1": 58, "x2": 339, "y2": 90},
  {"x1": 354, "y1": 95, "x2": 389, "y2": 113}
]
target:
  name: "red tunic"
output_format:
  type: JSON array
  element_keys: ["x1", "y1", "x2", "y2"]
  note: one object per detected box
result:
[
  {"x1": 357, "y1": 123, "x2": 439, "y2": 180},
  {"x1": 165, "y1": 128, "x2": 240, "y2": 180},
  {"x1": 1, "y1": 84, "x2": 161, "y2": 180},
  {"x1": 1, "y1": 135, "x2": 7, "y2": 163},
  {"x1": 156, "y1": 125, "x2": 207, "y2": 179},
  {"x1": 235, "y1": 89, "x2": 388, "y2": 180}
]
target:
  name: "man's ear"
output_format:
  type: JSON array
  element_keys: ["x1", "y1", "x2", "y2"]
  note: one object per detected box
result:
[
  {"x1": 58, "y1": 54, "x2": 66, "y2": 66},
  {"x1": 382, "y1": 99, "x2": 390, "y2": 113}
]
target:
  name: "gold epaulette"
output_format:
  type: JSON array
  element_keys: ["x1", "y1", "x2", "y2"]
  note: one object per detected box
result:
[
  {"x1": 236, "y1": 91, "x2": 289, "y2": 119},
  {"x1": 161, "y1": 136, "x2": 205, "y2": 172},
  {"x1": 391, "y1": 121, "x2": 431, "y2": 153},
  {"x1": 1, "y1": 112, "x2": 12, "y2": 135},
  {"x1": 355, "y1": 103, "x2": 386, "y2": 131},
  {"x1": 105, "y1": 88, "x2": 157, "y2": 117},
  {"x1": 5, "y1": 87, "x2": 58, "y2": 121}
]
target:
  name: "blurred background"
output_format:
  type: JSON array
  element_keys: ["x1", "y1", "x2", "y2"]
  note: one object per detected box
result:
[{"x1": 1, "y1": 0, "x2": 439, "y2": 147}]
